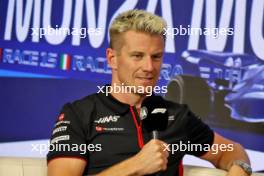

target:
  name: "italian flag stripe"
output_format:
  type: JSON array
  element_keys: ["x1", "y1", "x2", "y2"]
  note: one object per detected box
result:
[
  {"x1": 0, "y1": 48, "x2": 2, "y2": 62},
  {"x1": 60, "y1": 54, "x2": 71, "y2": 70}
]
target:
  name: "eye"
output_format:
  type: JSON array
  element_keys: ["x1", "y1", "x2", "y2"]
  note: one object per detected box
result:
[
  {"x1": 152, "y1": 55, "x2": 162, "y2": 60},
  {"x1": 132, "y1": 54, "x2": 143, "y2": 59}
]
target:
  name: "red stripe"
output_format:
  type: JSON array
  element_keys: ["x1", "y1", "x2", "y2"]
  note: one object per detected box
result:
[
  {"x1": 130, "y1": 106, "x2": 144, "y2": 148},
  {"x1": 0, "y1": 48, "x2": 2, "y2": 62},
  {"x1": 179, "y1": 159, "x2": 183, "y2": 176},
  {"x1": 66, "y1": 55, "x2": 71, "y2": 70}
]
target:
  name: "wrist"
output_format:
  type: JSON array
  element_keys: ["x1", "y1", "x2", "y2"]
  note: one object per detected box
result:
[
  {"x1": 129, "y1": 154, "x2": 144, "y2": 176},
  {"x1": 230, "y1": 160, "x2": 252, "y2": 176}
]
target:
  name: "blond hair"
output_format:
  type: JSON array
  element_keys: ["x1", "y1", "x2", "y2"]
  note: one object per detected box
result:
[{"x1": 109, "y1": 9, "x2": 167, "y2": 51}]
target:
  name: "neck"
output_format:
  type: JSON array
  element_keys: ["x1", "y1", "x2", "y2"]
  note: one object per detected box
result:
[{"x1": 110, "y1": 83, "x2": 146, "y2": 109}]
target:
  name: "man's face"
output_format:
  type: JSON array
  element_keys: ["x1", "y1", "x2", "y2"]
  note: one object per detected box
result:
[{"x1": 113, "y1": 30, "x2": 164, "y2": 93}]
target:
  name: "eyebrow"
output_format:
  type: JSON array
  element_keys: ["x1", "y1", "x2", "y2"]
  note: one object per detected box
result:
[
  {"x1": 129, "y1": 51, "x2": 144, "y2": 55},
  {"x1": 151, "y1": 52, "x2": 164, "y2": 56},
  {"x1": 129, "y1": 51, "x2": 164, "y2": 56}
]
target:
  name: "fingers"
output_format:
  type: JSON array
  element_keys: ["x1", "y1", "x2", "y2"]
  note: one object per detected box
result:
[
  {"x1": 159, "y1": 153, "x2": 168, "y2": 171},
  {"x1": 150, "y1": 139, "x2": 169, "y2": 171},
  {"x1": 136, "y1": 139, "x2": 170, "y2": 174},
  {"x1": 150, "y1": 139, "x2": 169, "y2": 153}
]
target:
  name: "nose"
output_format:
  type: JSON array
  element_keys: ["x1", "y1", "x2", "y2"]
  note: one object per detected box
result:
[{"x1": 141, "y1": 56, "x2": 154, "y2": 72}]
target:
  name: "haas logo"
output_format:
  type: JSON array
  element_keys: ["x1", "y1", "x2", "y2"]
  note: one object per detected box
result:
[{"x1": 94, "y1": 115, "x2": 120, "y2": 124}]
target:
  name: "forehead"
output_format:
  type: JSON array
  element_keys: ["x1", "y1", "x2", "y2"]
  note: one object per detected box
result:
[{"x1": 121, "y1": 30, "x2": 165, "y2": 52}]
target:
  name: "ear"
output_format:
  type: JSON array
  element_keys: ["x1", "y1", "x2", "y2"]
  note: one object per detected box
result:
[{"x1": 106, "y1": 48, "x2": 118, "y2": 70}]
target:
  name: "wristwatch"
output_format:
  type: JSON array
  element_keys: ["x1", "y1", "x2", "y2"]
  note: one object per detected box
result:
[{"x1": 233, "y1": 160, "x2": 252, "y2": 175}]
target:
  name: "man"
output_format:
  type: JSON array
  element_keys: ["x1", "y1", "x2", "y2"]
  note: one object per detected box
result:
[{"x1": 47, "y1": 10, "x2": 251, "y2": 176}]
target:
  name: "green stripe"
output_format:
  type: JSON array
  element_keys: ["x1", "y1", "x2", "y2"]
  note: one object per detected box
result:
[{"x1": 60, "y1": 54, "x2": 65, "y2": 69}]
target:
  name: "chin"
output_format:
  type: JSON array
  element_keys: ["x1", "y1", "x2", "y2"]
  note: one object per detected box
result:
[
  {"x1": 135, "y1": 82, "x2": 153, "y2": 88},
  {"x1": 137, "y1": 80, "x2": 156, "y2": 87}
]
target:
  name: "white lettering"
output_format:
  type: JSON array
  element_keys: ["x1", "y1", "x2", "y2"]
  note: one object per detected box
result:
[
  {"x1": 205, "y1": 0, "x2": 233, "y2": 51},
  {"x1": 43, "y1": 0, "x2": 72, "y2": 45},
  {"x1": 250, "y1": 0, "x2": 264, "y2": 61},
  {"x1": 151, "y1": 108, "x2": 167, "y2": 114}
]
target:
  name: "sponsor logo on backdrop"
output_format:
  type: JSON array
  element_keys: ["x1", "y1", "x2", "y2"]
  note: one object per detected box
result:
[
  {"x1": 0, "y1": 48, "x2": 112, "y2": 74},
  {"x1": 0, "y1": 47, "x2": 184, "y2": 81},
  {"x1": 1, "y1": 0, "x2": 264, "y2": 60}
]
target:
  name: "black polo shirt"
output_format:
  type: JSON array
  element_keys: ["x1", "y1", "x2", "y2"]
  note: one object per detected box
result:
[{"x1": 47, "y1": 90, "x2": 214, "y2": 176}]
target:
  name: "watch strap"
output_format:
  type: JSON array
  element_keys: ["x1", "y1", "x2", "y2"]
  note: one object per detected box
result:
[{"x1": 233, "y1": 160, "x2": 252, "y2": 175}]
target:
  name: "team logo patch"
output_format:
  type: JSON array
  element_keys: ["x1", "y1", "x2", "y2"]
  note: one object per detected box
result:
[
  {"x1": 50, "y1": 135, "x2": 70, "y2": 144},
  {"x1": 151, "y1": 108, "x2": 167, "y2": 114},
  {"x1": 52, "y1": 126, "x2": 67, "y2": 135},
  {"x1": 140, "y1": 107, "x2": 148, "y2": 120},
  {"x1": 95, "y1": 126, "x2": 124, "y2": 132},
  {"x1": 58, "y1": 113, "x2": 65, "y2": 121},
  {"x1": 94, "y1": 115, "x2": 120, "y2": 124},
  {"x1": 168, "y1": 115, "x2": 175, "y2": 121},
  {"x1": 95, "y1": 126, "x2": 104, "y2": 132}
]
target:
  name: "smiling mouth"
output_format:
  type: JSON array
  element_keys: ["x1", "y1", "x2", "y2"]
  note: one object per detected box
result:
[
  {"x1": 136, "y1": 77, "x2": 155, "y2": 84},
  {"x1": 137, "y1": 77, "x2": 153, "y2": 80}
]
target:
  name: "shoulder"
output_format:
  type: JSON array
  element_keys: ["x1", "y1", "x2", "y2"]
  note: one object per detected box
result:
[
  {"x1": 163, "y1": 99, "x2": 204, "y2": 126},
  {"x1": 164, "y1": 99, "x2": 190, "y2": 117},
  {"x1": 59, "y1": 93, "x2": 100, "y2": 123},
  {"x1": 71, "y1": 93, "x2": 98, "y2": 110}
]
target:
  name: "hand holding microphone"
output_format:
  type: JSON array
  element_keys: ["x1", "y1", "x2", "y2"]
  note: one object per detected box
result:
[
  {"x1": 134, "y1": 139, "x2": 169, "y2": 175},
  {"x1": 133, "y1": 96, "x2": 169, "y2": 175}
]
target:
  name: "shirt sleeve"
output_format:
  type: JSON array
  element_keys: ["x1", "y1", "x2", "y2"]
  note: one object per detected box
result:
[
  {"x1": 183, "y1": 106, "x2": 215, "y2": 157},
  {"x1": 47, "y1": 103, "x2": 88, "y2": 162}
]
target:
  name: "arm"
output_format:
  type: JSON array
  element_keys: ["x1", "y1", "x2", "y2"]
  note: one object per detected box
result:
[
  {"x1": 48, "y1": 158, "x2": 87, "y2": 176},
  {"x1": 47, "y1": 103, "x2": 88, "y2": 176},
  {"x1": 48, "y1": 139, "x2": 169, "y2": 176},
  {"x1": 201, "y1": 132, "x2": 250, "y2": 176}
]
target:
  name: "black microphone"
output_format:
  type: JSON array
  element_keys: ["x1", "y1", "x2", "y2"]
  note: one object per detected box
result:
[{"x1": 140, "y1": 96, "x2": 168, "y2": 139}]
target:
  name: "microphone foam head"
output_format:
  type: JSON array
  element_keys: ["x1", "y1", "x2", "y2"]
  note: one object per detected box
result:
[{"x1": 140, "y1": 96, "x2": 168, "y2": 132}]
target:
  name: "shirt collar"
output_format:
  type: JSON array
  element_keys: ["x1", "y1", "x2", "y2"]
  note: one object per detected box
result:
[{"x1": 97, "y1": 84, "x2": 130, "y2": 114}]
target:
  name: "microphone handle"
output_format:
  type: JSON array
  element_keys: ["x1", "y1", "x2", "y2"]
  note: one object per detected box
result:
[
  {"x1": 152, "y1": 130, "x2": 162, "y2": 176},
  {"x1": 152, "y1": 130, "x2": 158, "y2": 139}
]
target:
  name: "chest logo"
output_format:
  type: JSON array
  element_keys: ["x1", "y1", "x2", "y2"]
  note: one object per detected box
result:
[{"x1": 94, "y1": 115, "x2": 120, "y2": 124}]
